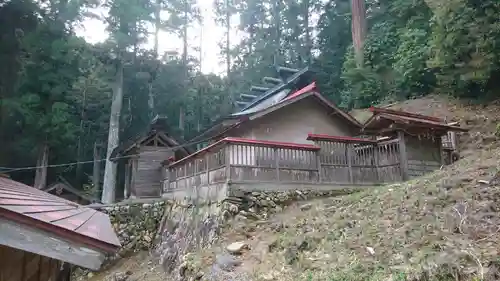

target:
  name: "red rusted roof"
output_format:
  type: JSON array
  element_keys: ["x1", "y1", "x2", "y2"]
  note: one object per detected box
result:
[
  {"x1": 282, "y1": 81, "x2": 317, "y2": 102},
  {"x1": 369, "y1": 106, "x2": 444, "y2": 122},
  {"x1": 307, "y1": 133, "x2": 377, "y2": 143},
  {"x1": 363, "y1": 109, "x2": 468, "y2": 133},
  {"x1": 0, "y1": 177, "x2": 120, "y2": 252}
]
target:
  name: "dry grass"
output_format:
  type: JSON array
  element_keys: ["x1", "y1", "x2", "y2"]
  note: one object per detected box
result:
[
  {"x1": 236, "y1": 149, "x2": 500, "y2": 281},
  {"x1": 87, "y1": 96, "x2": 500, "y2": 281},
  {"x1": 173, "y1": 145, "x2": 499, "y2": 281}
]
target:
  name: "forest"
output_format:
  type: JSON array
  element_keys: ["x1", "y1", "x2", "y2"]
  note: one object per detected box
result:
[{"x1": 0, "y1": 0, "x2": 499, "y2": 199}]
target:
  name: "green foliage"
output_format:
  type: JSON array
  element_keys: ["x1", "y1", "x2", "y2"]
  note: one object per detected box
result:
[
  {"x1": 2, "y1": 0, "x2": 500, "y2": 188},
  {"x1": 426, "y1": 0, "x2": 500, "y2": 98}
]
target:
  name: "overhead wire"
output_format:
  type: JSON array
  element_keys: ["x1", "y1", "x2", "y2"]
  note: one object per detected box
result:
[{"x1": 0, "y1": 134, "x2": 218, "y2": 173}]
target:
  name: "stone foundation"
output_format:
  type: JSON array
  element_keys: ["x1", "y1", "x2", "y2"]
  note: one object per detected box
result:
[
  {"x1": 225, "y1": 189, "x2": 355, "y2": 220},
  {"x1": 100, "y1": 201, "x2": 166, "y2": 259}
]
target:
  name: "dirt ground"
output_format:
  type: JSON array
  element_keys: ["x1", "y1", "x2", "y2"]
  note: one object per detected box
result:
[{"x1": 85, "y1": 96, "x2": 500, "y2": 281}]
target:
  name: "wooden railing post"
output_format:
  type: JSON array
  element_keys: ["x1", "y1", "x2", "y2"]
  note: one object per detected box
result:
[
  {"x1": 316, "y1": 150, "x2": 322, "y2": 183},
  {"x1": 206, "y1": 153, "x2": 210, "y2": 185},
  {"x1": 346, "y1": 143, "x2": 354, "y2": 183},
  {"x1": 274, "y1": 148, "x2": 280, "y2": 182},
  {"x1": 397, "y1": 130, "x2": 409, "y2": 181},
  {"x1": 225, "y1": 145, "x2": 231, "y2": 182},
  {"x1": 373, "y1": 143, "x2": 380, "y2": 183}
]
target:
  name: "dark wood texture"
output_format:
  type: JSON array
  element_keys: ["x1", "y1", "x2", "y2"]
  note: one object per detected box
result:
[
  {"x1": 0, "y1": 244, "x2": 63, "y2": 281},
  {"x1": 0, "y1": 217, "x2": 105, "y2": 270}
]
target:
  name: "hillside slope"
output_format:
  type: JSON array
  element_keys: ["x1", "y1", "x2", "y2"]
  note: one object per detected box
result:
[{"x1": 84, "y1": 96, "x2": 500, "y2": 281}]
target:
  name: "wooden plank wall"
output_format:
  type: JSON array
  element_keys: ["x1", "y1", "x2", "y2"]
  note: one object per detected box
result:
[
  {"x1": 405, "y1": 134, "x2": 442, "y2": 178},
  {"x1": 132, "y1": 146, "x2": 173, "y2": 197},
  {"x1": 0, "y1": 245, "x2": 62, "y2": 281}
]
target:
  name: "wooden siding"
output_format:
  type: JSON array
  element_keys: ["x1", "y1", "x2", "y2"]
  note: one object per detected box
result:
[
  {"x1": 0, "y1": 245, "x2": 62, "y2": 281},
  {"x1": 405, "y1": 134, "x2": 442, "y2": 178},
  {"x1": 131, "y1": 146, "x2": 173, "y2": 197},
  {"x1": 234, "y1": 98, "x2": 357, "y2": 144}
]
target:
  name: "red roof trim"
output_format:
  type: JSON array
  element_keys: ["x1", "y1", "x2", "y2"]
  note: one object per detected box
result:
[
  {"x1": 0, "y1": 207, "x2": 118, "y2": 253},
  {"x1": 368, "y1": 113, "x2": 469, "y2": 132},
  {"x1": 369, "y1": 106, "x2": 444, "y2": 123},
  {"x1": 167, "y1": 137, "x2": 320, "y2": 167},
  {"x1": 282, "y1": 81, "x2": 317, "y2": 102},
  {"x1": 306, "y1": 133, "x2": 377, "y2": 143}
]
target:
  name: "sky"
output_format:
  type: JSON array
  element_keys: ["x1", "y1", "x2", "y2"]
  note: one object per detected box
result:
[{"x1": 75, "y1": 0, "x2": 240, "y2": 75}]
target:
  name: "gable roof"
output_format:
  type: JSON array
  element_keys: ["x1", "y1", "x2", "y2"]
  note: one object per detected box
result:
[
  {"x1": 245, "y1": 84, "x2": 363, "y2": 127},
  {"x1": 111, "y1": 115, "x2": 191, "y2": 160},
  {"x1": 0, "y1": 177, "x2": 120, "y2": 253},
  {"x1": 189, "y1": 83, "x2": 362, "y2": 144},
  {"x1": 362, "y1": 107, "x2": 469, "y2": 134},
  {"x1": 42, "y1": 176, "x2": 100, "y2": 204}
]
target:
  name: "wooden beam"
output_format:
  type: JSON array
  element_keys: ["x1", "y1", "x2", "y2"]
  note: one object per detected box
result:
[
  {"x1": 0, "y1": 218, "x2": 106, "y2": 270},
  {"x1": 277, "y1": 66, "x2": 299, "y2": 74},
  {"x1": 262, "y1": 77, "x2": 282, "y2": 84},
  {"x1": 250, "y1": 86, "x2": 270, "y2": 92},
  {"x1": 240, "y1": 93, "x2": 257, "y2": 100},
  {"x1": 236, "y1": 101, "x2": 249, "y2": 107}
]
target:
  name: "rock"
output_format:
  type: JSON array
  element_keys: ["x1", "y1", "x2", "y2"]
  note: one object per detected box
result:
[
  {"x1": 284, "y1": 246, "x2": 299, "y2": 265},
  {"x1": 215, "y1": 254, "x2": 242, "y2": 271},
  {"x1": 366, "y1": 246, "x2": 375, "y2": 255},
  {"x1": 112, "y1": 272, "x2": 130, "y2": 281},
  {"x1": 179, "y1": 262, "x2": 188, "y2": 277},
  {"x1": 226, "y1": 241, "x2": 248, "y2": 254},
  {"x1": 228, "y1": 204, "x2": 239, "y2": 214},
  {"x1": 300, "y1": 203, "x2": 312, "y2": 211}
]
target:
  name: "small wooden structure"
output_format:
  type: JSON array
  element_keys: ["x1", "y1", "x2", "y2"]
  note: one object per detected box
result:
[
  {"x1": 42, "y1": 176, "x2": 100, "y2": 205},
  {"x1": 111, "y1": 115, "x2": 191, "y2": 199},
  {"x1": 0, "y1": 176, "x2": 120, "y2": 281}
]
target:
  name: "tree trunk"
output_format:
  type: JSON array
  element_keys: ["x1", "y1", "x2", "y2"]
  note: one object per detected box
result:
[
  {"x1": 304, "y1": 0, "x2": 311, "y2": 65},
  {"x1": 179, "y1": 107, "x2": 185, "y2": 139},
  {"x1": 92, "y1": 141, "x2": 100, "y2": 198},
  {"x1": 351, "y1": 0, "x2": 366, "y2": 67},
  {"x1": 101, "y1": 57, "x2": 124, "y2": 204},
  {"x1": 34, "y1": 143, "x2": 49, "y2": 190},
  {"x1": 179, "y1": 0, "x2": 188, "y2": 136},
  {"x1": 225, "y1": 0, "x2": 232, "y2": 113},
  {"x1": 148, "y1": 0, "x2": 162, "y2": 116},
  {"x1": 273, "y1": 0, "x2": 281, "y2": 65}
]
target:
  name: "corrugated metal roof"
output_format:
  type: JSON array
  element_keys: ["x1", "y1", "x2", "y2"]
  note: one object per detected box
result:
[{"x1": 0, "y1": 177, "x2": 121, "y2": 251}]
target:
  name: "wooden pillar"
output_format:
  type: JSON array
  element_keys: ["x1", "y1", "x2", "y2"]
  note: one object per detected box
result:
[
  {"x1": 225, "y1": 145, "x2": 231, "y2": 183},
  {"x1": 316, "y1": 150, "x2": 322, "y2": 183},
  {"x1": 346, "y1": 143, "x2": 354, "y2": 183},
  {"x1": 123, "y1": 161, "x2": 131, "y2": 199},
  {"x1": 373, "y1": 143, "x2": 380, "y2": 183},
  {"x1": 130, "y1": 157, "x2": 138, "y2": 198},
  {"x1": 397, "y1": 130, "x2": 409, "y2": 181},
  {"x1": 206, "y1": 153, "x2": 210, "y2": 185},
  {"x1": 274, "y1": 148, "x2": 280, "y2": 182},
  {"x1": 437, "y1": 135, "x2": 445, "y2": 166}
]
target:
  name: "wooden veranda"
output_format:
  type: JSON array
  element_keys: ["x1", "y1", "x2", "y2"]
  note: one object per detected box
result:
[{"x1": 162, "y1": 134, "x2": 430, "y2": 199}]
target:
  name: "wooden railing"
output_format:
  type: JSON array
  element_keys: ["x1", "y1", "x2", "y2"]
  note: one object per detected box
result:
[
  {"x1": 165, "y1": 133, "x2": 439, "y2": 193},
  {"x1": 307, "y1": 134, "x2": 402, "y2": 185},
  {"x1": 227, "y1": 139, "x2": 320, "y2": 183}
]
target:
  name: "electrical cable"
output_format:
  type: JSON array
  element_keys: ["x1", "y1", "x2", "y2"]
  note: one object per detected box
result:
[{"x1": 0, "y1": 134, "x2": 218, "y2": 173}]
